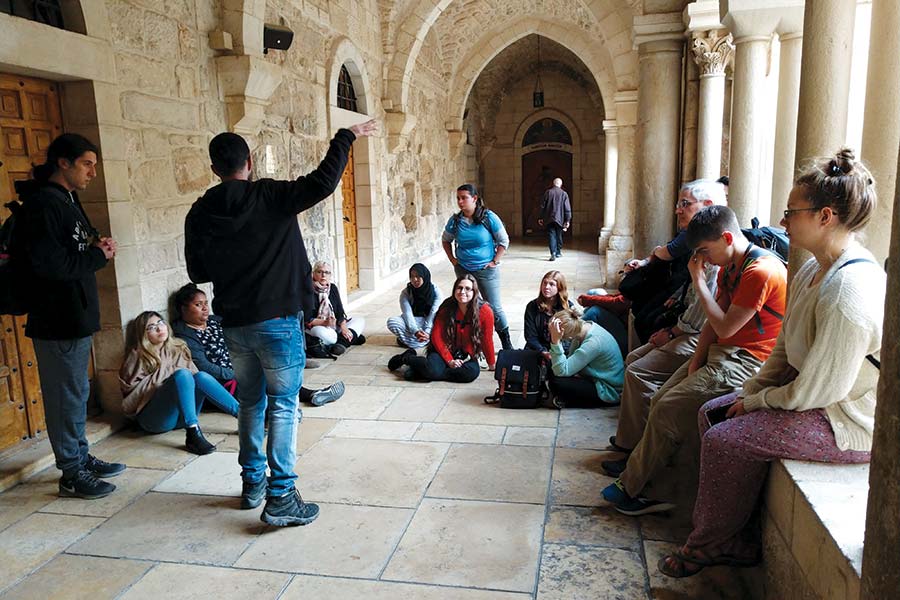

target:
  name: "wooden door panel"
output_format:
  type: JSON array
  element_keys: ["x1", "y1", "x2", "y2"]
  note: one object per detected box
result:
[
  {"x1": 0, "y1": 316, "x2": 29, "y2": 450},
  {"x1": 341, "y1": 146, "x2": 359, "y2": 291}
]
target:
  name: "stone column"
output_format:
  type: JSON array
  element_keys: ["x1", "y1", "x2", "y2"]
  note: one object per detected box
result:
[
  {"x1": 789, "y1": 0, "x2": 856, "y2": 278},
  {"x1": 861, "y1": 0, "x2": 900, "y2": 264},
  {"x1": 606, "y1": 92, "x2": 638, "y2": 287},
  {"x1": 598, "y1": 121, "x2": 618, "y2": 253},
  {"x1": 860, "y1": 143, "x2": 900, "y2": 600},
  {"x1": 633, "y1": 14, "x2": 685, "y2": 257},
  {"x1": 690, "y1": 30, "x2": 734, "y2": 180},
  {"x1": 770, "y1": 31, "x2": 803, "y2": 224}
]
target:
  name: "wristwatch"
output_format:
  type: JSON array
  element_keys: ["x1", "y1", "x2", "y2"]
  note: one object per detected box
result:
[{"x1": 667, "y1": 328, "x2": 676, "y2": 340}]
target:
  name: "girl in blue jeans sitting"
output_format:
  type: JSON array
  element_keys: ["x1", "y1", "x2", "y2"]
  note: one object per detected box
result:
[{"x1": 119, "y1": 311, "x2": 239, "y2": 455}]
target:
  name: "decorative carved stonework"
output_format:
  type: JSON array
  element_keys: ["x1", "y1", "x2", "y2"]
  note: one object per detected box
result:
[{"x1": 691, "y1": 30, "x2": 735, "y2": 76}]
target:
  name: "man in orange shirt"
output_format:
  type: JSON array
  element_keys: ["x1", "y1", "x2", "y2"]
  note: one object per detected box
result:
[{"x1": 602, "y1": 205, "x2": 787, "y2": 516}]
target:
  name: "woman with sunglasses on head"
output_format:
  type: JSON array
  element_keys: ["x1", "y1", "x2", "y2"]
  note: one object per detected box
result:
[
  {"x1": 119, "y1": 311, "x2": 241, "y2": 455},
  {"x1": 396, "y1": 274, "x2": 495, "y2": 382},
  {"x1": 659, "y1": 149, "x2": 885, "y2": 578}
]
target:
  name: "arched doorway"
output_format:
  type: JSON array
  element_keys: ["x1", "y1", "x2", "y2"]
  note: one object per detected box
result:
[{"x1": 521, "y1": 118, "x2": 573, "y2": 237}]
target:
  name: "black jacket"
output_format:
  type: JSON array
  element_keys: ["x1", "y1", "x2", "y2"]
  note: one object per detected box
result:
[
  {"x1": 304, "y1": 285, "x2": 347, "y2": 327},
  {"x1": 171, "y1": 316, "x2": 234, "y2": 381},
  {"x1": 19, "y1": 181, "x2": 107, "y2": 340},
  {"x1": 185, "y1": 129, "x2": 355, "y2": 327},
  {"x1": 523, "y1": 298, "x2": 572, "y2": 352}
]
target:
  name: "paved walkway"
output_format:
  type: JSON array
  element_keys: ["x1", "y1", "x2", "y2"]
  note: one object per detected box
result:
[{"x1": 0, "y1": 240, "x2": 758, "y2": 599}]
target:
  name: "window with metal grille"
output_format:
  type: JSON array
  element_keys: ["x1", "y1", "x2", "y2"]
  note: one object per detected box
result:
[
  {"x1": 0, "y1": 0, "x2": 65, "y2": 30},
  {"x1": 337, "y1": 65, "x2": 359, "y2": 113}
]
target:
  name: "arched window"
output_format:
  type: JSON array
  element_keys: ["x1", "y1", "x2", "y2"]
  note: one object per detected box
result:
[
  {"x1": 337, "y1": 65, "x2": 359, "y2": 113},
  {"x1": 1, "y1": 0, "x2": 66, "y2": 30},
  {"x1": 522, "y1": 118, "x2": 573, "y2": 146}
]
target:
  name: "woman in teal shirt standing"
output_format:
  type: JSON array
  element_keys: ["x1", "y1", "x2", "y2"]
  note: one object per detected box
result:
[
  {"x1": 548, "y1": 308, "x2": 625, "y2": 408},
  {"x1": 441, "y1": 183, "x2": 513, "y2": 350}
]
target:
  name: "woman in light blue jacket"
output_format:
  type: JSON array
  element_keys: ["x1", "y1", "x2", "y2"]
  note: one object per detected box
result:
[
  {"x1": 548, "y1": 308, "x2": 625, "y2": 408},
  {"x1": 386, "y1": 263, "x2": 442, "y2": 349}
]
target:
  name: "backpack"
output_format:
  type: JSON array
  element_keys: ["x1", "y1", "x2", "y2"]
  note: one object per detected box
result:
[
  {"x1": 0, "y1": 200, "x2": 30, "y2": 315},
  {"x1": 742, "y1": 217, "x2": 789, "y2": 263},
  {"x1": 484, "y1": 349, "x2": 548, "y2": 409}
]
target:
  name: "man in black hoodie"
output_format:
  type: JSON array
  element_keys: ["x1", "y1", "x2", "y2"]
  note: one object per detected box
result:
[
  {"x1": 19, "y1": 133, "x2": 126, "y2": 500},
  {"x1": 185, "y1": 119, "x2": 377, "y2": 527}
]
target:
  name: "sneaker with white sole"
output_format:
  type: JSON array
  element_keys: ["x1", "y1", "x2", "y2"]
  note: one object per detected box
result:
[{"x1": 310, "y1": 381, "x2": 345, "y2": 406}]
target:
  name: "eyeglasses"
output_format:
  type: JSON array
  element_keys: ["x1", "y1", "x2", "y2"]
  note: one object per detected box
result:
[
  {"x1": 455, "y1": 286, "x2": 474, "y2": 293},
  {"x1": 146, "y1": 320, "x2": 166, "y2": 333},
  {"x1": 314, "y1": 270, "x2": 332, "y2": 275},
  {"x1": 782, "y1": 208, "x2": 819, "y2": 219},
  {"x1": 675, "y1": 198, "x2": 699, "y2": 210}
]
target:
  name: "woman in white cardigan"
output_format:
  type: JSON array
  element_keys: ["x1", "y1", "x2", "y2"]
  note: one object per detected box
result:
[{"x1": 659, "y1": 148, "x2": 885, "y2": 578}]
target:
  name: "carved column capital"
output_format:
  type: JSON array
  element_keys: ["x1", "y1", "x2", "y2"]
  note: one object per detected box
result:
[{"x1": 691, "y1": 30, "x2": 734, "y2": 76}]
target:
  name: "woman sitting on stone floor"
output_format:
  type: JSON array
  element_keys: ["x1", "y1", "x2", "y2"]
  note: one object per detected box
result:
[
  {"x1": 391, "y1": 273, "x2": 495, "y2": 382},
  {"x1": 305, "y1": 260, "x2": 366, "y2": 358},
  {"x1": 546, "y1": 308, "x2": 625, "y2": 409},
  {"x1": 386, "y1": 263, "x2": 443, "y2": 357},
  {"x1": 523, "y1": 270, "x2": 578, "y2": 357},
  {"x1": 171, "y1": 283, "x2": 344, "y2": 408},
  {"x1": 659, "y1": 149, "x2": 885, "y2": 578},
  {"x1": 119, "y1": 311, "x2": 237, "y2": 455}
]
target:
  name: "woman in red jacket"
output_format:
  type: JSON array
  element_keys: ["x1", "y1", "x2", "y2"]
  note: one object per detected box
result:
[{"x1": 399, "y1": 274, "x2": 496, "y2": 382}]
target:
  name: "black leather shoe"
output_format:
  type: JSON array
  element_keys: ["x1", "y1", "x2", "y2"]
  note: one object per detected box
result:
[{"x1": 185, "y1": 426, "x2": 216, "y2": 455}]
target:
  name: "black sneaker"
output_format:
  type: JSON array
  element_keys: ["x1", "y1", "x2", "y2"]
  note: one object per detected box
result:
[
  {"x1": 241, "y1": 478, "x2": 267, "y2": 509},
  {"x1": 601, "y1": 458, "x2": 627, "y2": 478},
  {"x1": 328, "y1": 343, "x2": 347, "y2": 356},
  {"x1": 185, "y1": 426, "x2": 216, "y2": 455},
  {"x1": 59, "y1": 470, "x2": 116, "y2": 499},
  {"x1": 388, "y1": 349, "x2": 415, "y2": 372},
  {"x1": 84, "y1": 454, "x2": 127, "y2": 479},
  {"x1": 260, "y1": 488, "x2": 320, "y2": 527},
  {"x1": 310, "y1": 381, "x2": 345, "y2": 407},
  {"x1": 353, "y1": 334, "x2": 366, "y2": 346}
]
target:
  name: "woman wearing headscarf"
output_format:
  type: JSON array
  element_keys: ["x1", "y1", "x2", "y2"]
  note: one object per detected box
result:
[{"x1": 386, "y1": 263, "x2": 443, "y2": 354}]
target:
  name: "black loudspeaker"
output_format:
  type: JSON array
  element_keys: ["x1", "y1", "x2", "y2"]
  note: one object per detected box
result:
[{"x1": 263, "y1": 24, "x2": 294, "y2": 54}]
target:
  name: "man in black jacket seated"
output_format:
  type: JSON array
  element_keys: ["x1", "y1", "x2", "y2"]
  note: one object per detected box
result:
[
  {"x1": 185, "y1": 119, "x2": 377, "y2": 527},
  {"x1": 19, "y1": 134, "x2": 127, "y2": 500}
]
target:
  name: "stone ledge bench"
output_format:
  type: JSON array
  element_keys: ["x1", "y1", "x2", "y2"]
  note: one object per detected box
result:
[{"x1": 761, "y1": 459, "x2": 869, "y2": 600}]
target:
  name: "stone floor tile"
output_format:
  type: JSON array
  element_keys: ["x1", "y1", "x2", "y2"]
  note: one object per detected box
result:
[
  {"x1": 119, "y1": 563, "x2": 289, "y2": 600},
  {"x1": 327, "y1": 419, "x2": 420, "y2": 440},
  {"x1": 544, "y1": 505, "x2": 640, "y2": 552},
  {"x1": 236, "y1": 502, "x2": 413, "y2": 577},
  {"x1": 304, "y1": 374, "x2": 376, "y2": 387},
  {"x1": 436, "y1": 393, "x2": 559, "y2": 427},
  {"x1": 383, "y1": 498, "x2": 544, "y2": 592},
  {"x1": 217, "y1": 416, "x2": 338, "y2": 454},
  {"x1": 40, "y1": 467, "x2": 168, "y2": 518},
  {"x1": 550, "y1": 448, "x2": 614, "y2": 507},
  {"x1": 643, "y1": 540, "x2": 759, "y2": 600},
  {"x1": 413, "y1": 423, "x2": 506, "y2": 444},
  {"x1": 68, "y1": 492, "x2": 262, "y2": 565},
  {"x1": 297, "y1": 385, "x2": 400, "y2": 419},
  {"x1": 281, "y1": 575, "x2": 531, "y2": 600},
  {"x1": 0, "y1": 513, "x2": 104, "y2": 593},
  {"x1": 638, "y1": 513, "x2": 694, "y2": 543},
  {"x1": 1, "y1": 554, "x2": 150, "y2": 600},
  {"x1": 296, "y1": 437, "x2": 448, "y2": 507},
  {"x1": 87, "y1": 429, "x2": 225, "y2": 470},
  {"x1": 428, "y1": 444, "x2": 551, "y2": 504},
  {"x1": 197, "y1": 411, "x2": 238, "y2": 434},
  {"x1": 503, "y1": 427, "x2": 556, "y2": 447},
  {"x1": 332, "y1": 349, "x2": 389, "y2": 366},
  {"x1": 536, "y1": 543, "x2": 646, "y2": 600},
  {"x1": 379, "y1": 388, "x2": 454, "y2": 422},
  {"x1": 0, "y1": 480, "x2": 58, "y2": 532},
  {"x1": 556, "y1": 408, "x2": 620, "y2": 449},
  {"x1": 153, "y1": 452, "x2": 241, "y2": 497}
]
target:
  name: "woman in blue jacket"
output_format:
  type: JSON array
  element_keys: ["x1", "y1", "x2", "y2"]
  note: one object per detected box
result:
[{"x1": 441, "y1": 184, "x2": 513, "y2": 350}]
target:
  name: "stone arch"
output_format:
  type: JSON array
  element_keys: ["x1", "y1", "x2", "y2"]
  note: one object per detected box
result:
[
  {"x1": 447, "y1": 18, "x2": 616, "y2": 131},
  {"x1": 511, "y1": 108, "x2": 586, "y2": 237},
  {"x1": 325, "y1": 37, "x2": 379, "y2": 292},
  {"x1": 386, "y1": 0, "x2": 637, "y2": 114}
]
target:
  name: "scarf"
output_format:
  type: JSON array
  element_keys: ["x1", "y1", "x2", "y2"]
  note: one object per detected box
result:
[
  {"x1": 313, "y1": 279, "x2": 335, "y2": 322},
  {"x1": 408, "y1": 263, "x2": 437, "y2": 317}
]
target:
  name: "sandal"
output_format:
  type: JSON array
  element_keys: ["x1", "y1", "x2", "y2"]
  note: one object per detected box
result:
[
  {"x1": 674, "y1": 544, "x2": 760, "y2": 568},
  {"x1": 658, "y1": 554, "x2": 705, "y2": 578}
]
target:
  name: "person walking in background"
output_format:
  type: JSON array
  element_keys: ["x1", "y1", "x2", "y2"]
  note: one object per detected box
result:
[{"x1": 538, "y1": 177, "x2": 571, "y2": 260}]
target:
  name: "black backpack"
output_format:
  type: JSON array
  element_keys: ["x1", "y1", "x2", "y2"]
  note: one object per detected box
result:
[
  {"x1": 484, "y1": 349, "x2": 548, "y2": 409},
  {"x1": 0, "y1": 200, "x2": 30, "y2": 315},
  {"x1": 742, "y1": 217, "x2": 789, "y2": 263}
]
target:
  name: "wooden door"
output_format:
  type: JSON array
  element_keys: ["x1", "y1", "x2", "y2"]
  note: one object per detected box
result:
[
  {"x1": 341, "y1": 146, "x2": 359, "y2": 291},
  {"x1": 521, "y1": 150, "x2": 573, "y2": 237},
  {"x1": 0, "y1": 73, "x2": 64, "y2": 451}
]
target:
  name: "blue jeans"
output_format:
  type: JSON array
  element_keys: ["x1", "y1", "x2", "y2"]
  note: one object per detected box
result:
[
  {"x1": 455, "y1": 264, "x2": 509, "y2": 331},
  {"x1": 32, "y1": 336, "x2": 93, "y2": 479},
  {"x1": 224, "y1": 314, "x2": 304, "y2": 497},
  {"x1": 136, "y1": 370, "x2": 239, "y2": 433},
  {"x1": 547, "y1": 223, "x2": 564, "y2": 256}
]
